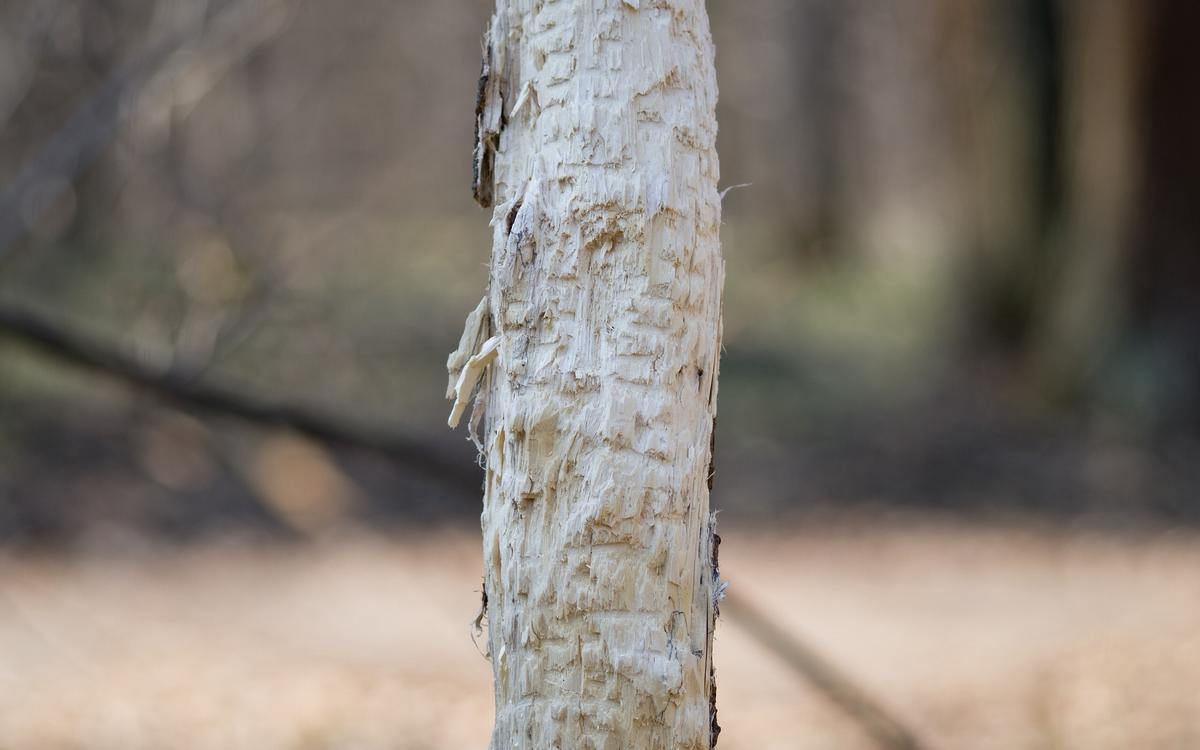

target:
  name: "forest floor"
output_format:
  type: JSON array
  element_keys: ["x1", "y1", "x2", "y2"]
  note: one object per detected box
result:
[{"x1": 1, "y1": 521, "x2": 1198, "y2": 749}]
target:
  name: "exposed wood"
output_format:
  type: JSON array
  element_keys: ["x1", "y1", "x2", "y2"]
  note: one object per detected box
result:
[{"x1": 451, "y1": 1, "x2": 725, "y2": 746}]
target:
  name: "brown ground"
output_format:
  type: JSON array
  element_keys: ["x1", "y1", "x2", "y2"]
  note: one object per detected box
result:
[{"x1": 2, "y1": 523, "x2": 1198, "y2": 749}]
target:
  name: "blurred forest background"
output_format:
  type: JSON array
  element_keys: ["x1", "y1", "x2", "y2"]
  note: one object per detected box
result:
[
  {"x1": 2, "y1": 0, "x2": 1199, "y2": 538},
  {"x1": 1, "y1": 1, "x2": 1199, "y2": 748},
  {"x1": 3, "y1": 0, "x2": 1199, "y2": 540}
]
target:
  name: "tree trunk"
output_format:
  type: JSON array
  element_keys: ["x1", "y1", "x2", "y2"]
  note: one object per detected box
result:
[{"x1": 448, "y1": 1, "x2": 724, "y2": 747}]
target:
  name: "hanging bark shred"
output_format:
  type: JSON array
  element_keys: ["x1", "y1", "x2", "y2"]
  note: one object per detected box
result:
[
  {"x1": 710, "y1": 529, "x2": 722, "y2": 745},
  {"x1": 472, "y1": 23, "x2": 505, "y2": 208}
]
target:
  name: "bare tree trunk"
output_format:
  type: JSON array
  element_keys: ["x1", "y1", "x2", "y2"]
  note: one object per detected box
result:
[
  {"x1": 1032, "y1": 0, "x2": 1144, "y2": 402},
  {"x1": 448, "y1": 1, "x2": 724, "y2": 747}
]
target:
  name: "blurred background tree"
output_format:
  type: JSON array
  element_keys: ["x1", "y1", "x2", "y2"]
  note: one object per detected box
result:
[{"x1": 1, "y1": 0, "x2": 1198, "y2": 545}]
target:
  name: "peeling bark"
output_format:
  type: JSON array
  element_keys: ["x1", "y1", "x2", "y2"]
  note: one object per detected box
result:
[{"x1": 451, "y1": 1, "x2": 724, "y2": 747}]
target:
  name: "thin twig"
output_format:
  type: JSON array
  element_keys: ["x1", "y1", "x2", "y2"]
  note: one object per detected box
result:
[{"x1": 0, "y1": 0, "x2": 293, "y2": 261}]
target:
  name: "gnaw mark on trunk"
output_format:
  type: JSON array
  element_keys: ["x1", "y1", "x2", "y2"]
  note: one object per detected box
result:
[{"x1": 505, "y1": 195, "x2": 523, "y2": 234}]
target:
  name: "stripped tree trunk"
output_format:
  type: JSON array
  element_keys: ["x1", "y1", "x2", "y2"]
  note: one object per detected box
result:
[{"x1": 447, "y1": 1, "x2": 724, "y2": 747}]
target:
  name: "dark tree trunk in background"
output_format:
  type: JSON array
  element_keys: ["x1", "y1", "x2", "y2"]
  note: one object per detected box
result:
[
  {"x1": 1032, "y1": 0, "x2": 1200, "y2": 431},
  {"x1": 966, "y1": 0, "x2": 1064, "y2": 358},
  {"x1": 1122, "y1": 0, "x2": 1200, "y2": 429},
  {"x1": 791, "y1": 0, "x2": 843, "y2": 258}
]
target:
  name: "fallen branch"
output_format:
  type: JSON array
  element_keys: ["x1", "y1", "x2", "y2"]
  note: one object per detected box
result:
[
  {"x1": 0, "y1": 300, "x2": 478, "y2": 492},
  {"x1": 721, "y1": 589, "x2": 931, "y2": 750}
]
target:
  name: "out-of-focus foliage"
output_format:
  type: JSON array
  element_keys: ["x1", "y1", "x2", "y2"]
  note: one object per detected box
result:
[{"x1": 1, "y1": 0, "x2": 1198, "y2": 543}]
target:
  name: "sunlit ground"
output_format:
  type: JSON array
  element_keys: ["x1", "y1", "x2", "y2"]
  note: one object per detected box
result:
[{"x1": 2, "y1": 522, "x2": 1198, "y2": 749}]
